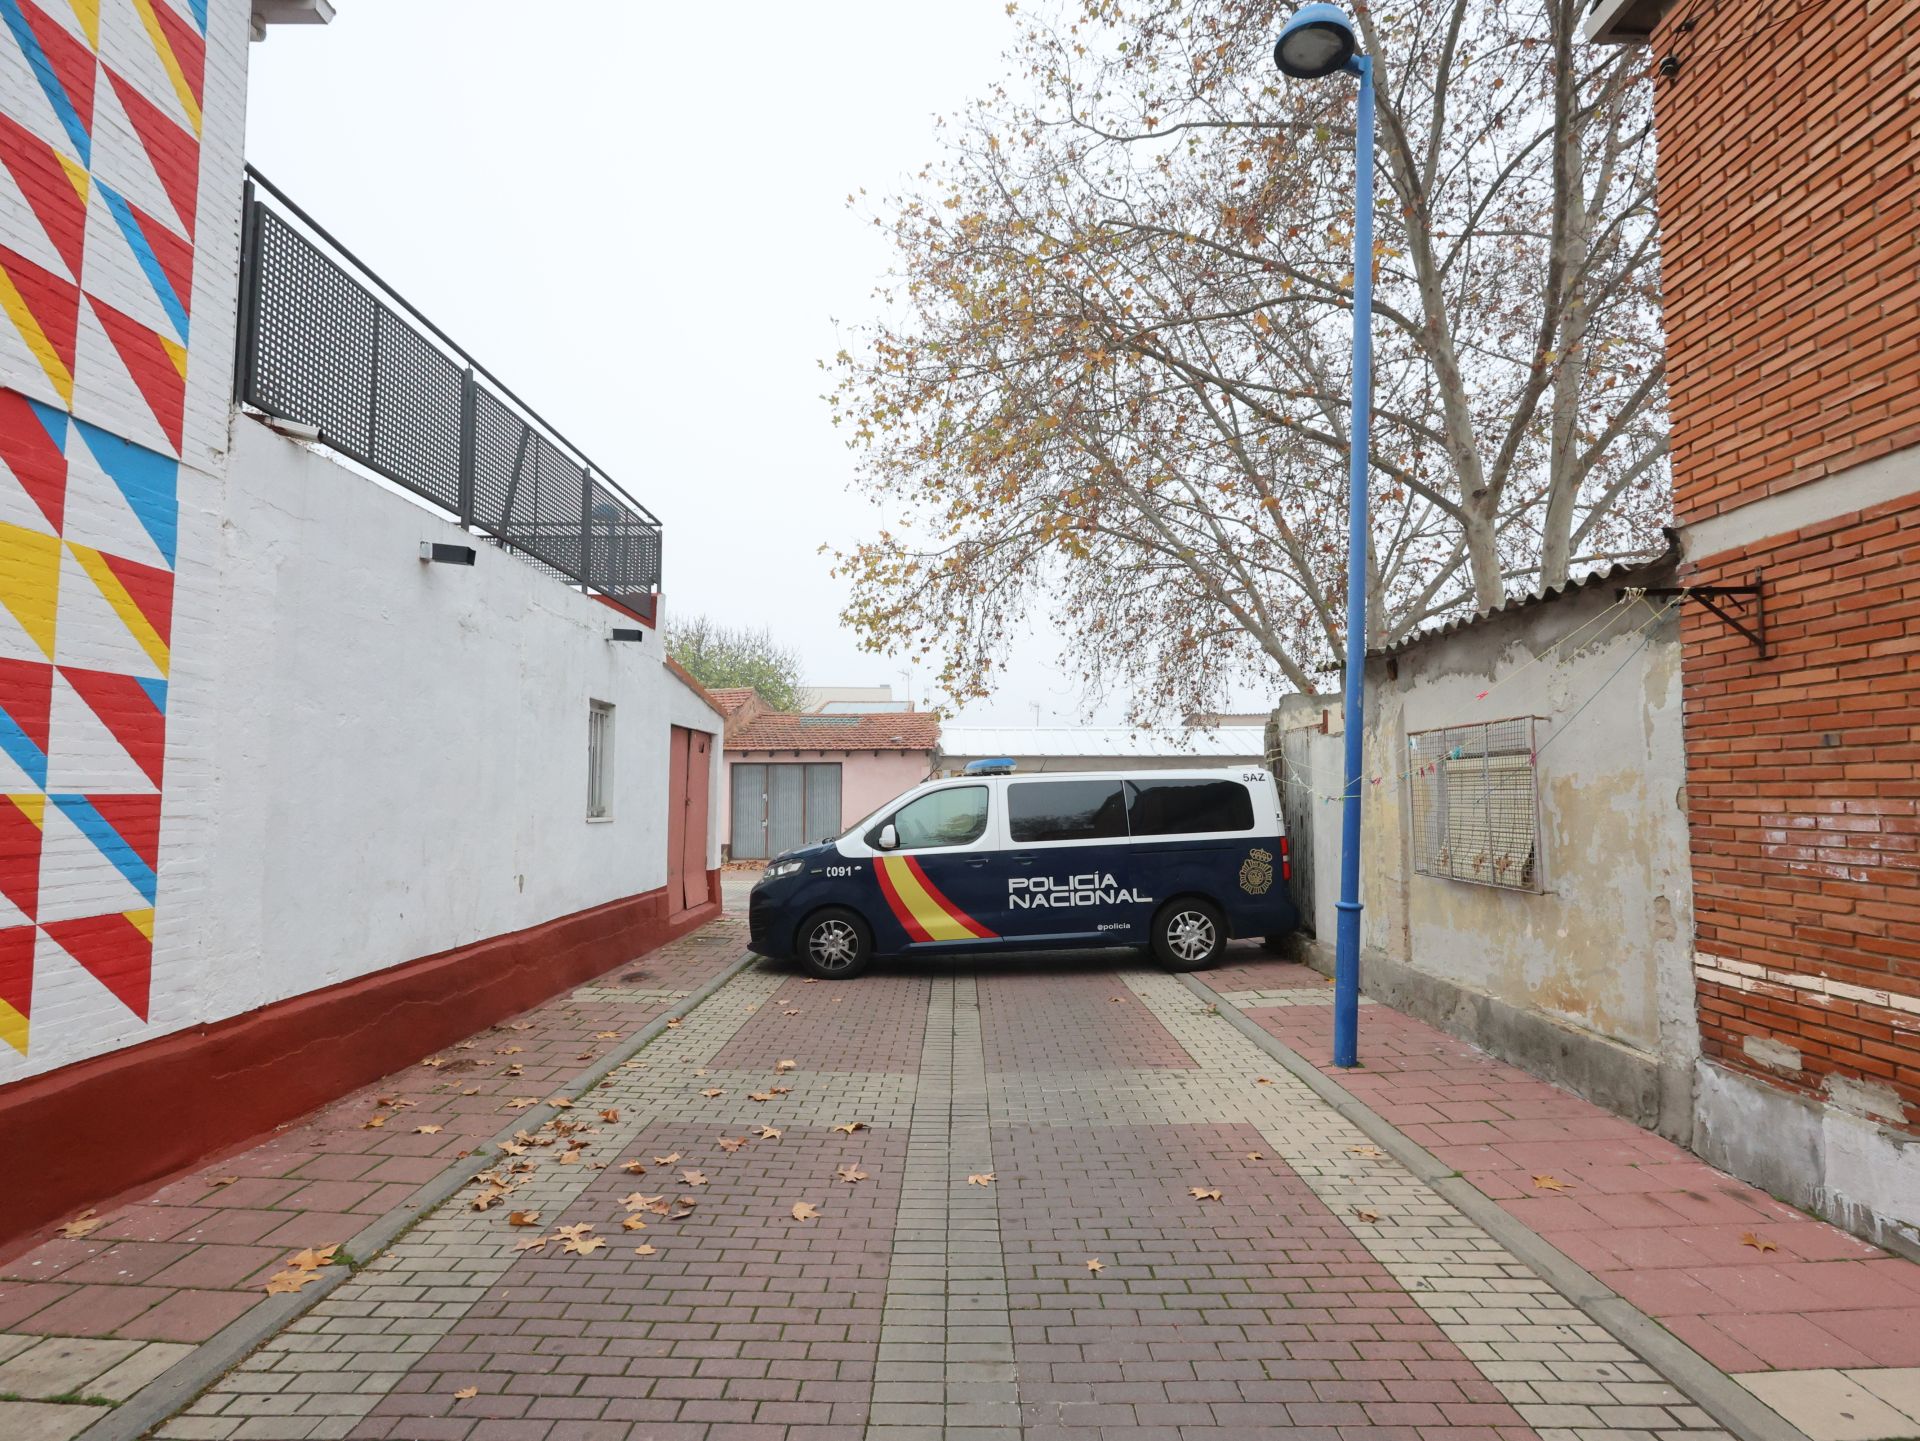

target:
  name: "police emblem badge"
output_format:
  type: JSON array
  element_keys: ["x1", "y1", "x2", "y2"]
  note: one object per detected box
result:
[{"x1": 1239, "y1": 847, "x2": 1275, "y2": 895}]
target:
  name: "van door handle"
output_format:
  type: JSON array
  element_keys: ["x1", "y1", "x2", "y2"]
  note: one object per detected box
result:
[
  {"x1": 963, "y1": 857, "x2": 990, "y2": 868},
  {"x1": 1011, "y1": 853, "x2": 1038, "y2": 866}
]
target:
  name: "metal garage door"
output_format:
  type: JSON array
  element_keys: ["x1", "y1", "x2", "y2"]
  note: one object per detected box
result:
[{"x1": 730, "y1": 762, "x2": 842, "y2": 860}]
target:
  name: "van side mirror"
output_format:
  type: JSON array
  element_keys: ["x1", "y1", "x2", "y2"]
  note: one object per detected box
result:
[{"x1": 878, "y1": 823, "x2": 898, "y2": 851}]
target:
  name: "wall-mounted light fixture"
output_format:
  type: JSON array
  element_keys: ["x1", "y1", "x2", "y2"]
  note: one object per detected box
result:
[
  {"x1": 609, "y1": 628, "x2": 646, "y2": 643},
  {"x1": 419, "y1": 542, "x2": 476, "y2": 566}
]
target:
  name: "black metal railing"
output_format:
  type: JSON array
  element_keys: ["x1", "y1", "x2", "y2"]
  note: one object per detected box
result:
[{"x1": 234, "y1": 167, "x2": 661, "y2": 612}]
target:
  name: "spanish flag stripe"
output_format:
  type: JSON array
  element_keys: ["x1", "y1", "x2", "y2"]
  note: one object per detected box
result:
[
  {"x1": 874, "y1": 855, "x2": 933, "y2": 943},
  {"x1": 902, "y1": 855, "x2": 998, "y2": 940},
  {"x1": 879, "y1": 856, "x2": 970, "y2": 941}
]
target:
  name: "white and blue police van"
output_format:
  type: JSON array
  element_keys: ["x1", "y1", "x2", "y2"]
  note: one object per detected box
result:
[{"x1": 746, "y1": 762, "x2": 1297, "y2": 978}]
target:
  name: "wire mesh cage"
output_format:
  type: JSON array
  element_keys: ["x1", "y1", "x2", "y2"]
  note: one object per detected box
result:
[{"x1": 1408, "y1": 716, "x2": 1542, "y2": 891}]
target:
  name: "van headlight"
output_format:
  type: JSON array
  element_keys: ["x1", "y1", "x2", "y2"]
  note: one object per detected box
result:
[{"x1": 762, "y1": 858, "x2": 805, "y2": 882}]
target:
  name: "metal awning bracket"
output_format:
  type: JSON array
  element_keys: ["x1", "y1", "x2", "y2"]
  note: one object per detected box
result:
[{"x1": 1620, "y1": 571, "x2": 1766, "y2": 658}]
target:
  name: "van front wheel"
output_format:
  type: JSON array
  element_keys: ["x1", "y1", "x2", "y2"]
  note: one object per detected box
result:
[
  {"x1": 1153, "y1": 898, "x2": 1226, "y2": 972},
  {"x1": 797, "y1": 908, "x2": 873, "y2": 980}
]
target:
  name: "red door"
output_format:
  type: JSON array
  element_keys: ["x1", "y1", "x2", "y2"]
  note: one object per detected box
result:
[
  {"x1": 681, "y1": 731, "x2": 711, "y2": 911},
  {"x1": 667, "y1": 727, "x2": 690, "y2": 910}
]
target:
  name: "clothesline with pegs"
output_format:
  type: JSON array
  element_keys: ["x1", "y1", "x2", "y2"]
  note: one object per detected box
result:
[{"x1": 1273, "y1": 595, "x2": 1681, "y2": 807}]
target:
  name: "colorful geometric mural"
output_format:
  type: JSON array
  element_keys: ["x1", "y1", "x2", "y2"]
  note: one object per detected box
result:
[{"x1": 0, "y1": 0, "x2": 203, "y2": 1056}]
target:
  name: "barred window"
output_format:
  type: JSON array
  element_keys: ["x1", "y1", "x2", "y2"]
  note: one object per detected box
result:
[
  {"x1": 1408, "y1": 717, "x2": 1541, "y2": 891},
  {"x1": 587, "y1": 701, "x2": 614, "y2": 820}
]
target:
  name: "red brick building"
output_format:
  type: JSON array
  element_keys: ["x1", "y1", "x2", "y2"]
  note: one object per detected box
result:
[{"x1": 1593, "y1": 0, "x2": 1920, "y2": 1253}]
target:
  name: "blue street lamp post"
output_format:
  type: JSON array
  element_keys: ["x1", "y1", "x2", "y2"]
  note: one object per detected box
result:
[{"x1": 1275, "y1": 4, "x2": 1373, "y2": 1069}]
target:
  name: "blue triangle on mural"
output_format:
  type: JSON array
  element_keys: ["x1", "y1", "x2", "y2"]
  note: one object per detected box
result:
[
  {"x1": 136, "y1": 676, "x2": 166, "y2": 711},
  {"x1": 24, "y1": 395, "x2": 67, "y2": 454},
  {"x1": 69, "y1": 417, "x2": 176, "y2": 567}
]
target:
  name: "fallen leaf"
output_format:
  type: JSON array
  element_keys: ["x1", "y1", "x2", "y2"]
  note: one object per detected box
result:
[
  {"x1": 509, "y1": 1021, "x2": 534, "y2": 1031},
  {"x1": 967, "y1": 1173, "x2": 995, "y2": 1186},
  {"x1": 754, "y1": 1126, "x2": 783, "y2": 1140},
  {"x1": 362, "y1": 1114, "x2": 387, "y2": 1129},
  {"x1": 1347, "y1": 1145, "x2": 1384, "y2": 1159},
  {"x1": 562, "y1": 1234, "x2": 606, "y2": 1256},
  {"x1": 207, "y1": 1176, "x2": 239, "y2": 1189},
  {"x1": 507, "y1": 1211, "x2": 541, "y2": 1228},
  {"x1": 552, "y1": 1223, "x2": 594, "y2": 1242},
  {"x1": 1741, "y1": 1232, "x2": 1778, "y2": 1253},
  {"x1": 600, "y1": 1109, "x2": 619, "y2": 1123},
  {"x1": 507, "y1": 1098, "x2": 537, "y2": 1109},
  {"x1": 621, "y1": 1161, "x2": 647, "y2": 1174},
  {"x1": 666, "y1": 1017, "x2": 682, "y2": 1028},
  {"x1": 1352, "y1": 1207, "x2": 1381, "y2": 1223},
  {"x1": 694, "y1": 1068, "x2": 708, "y2": 1078},
  {"x1": 654, "y1": 1153, "x2": 681, "y2": 1166},
  {"x1": 558, "y1": 1150, "x2": 582, "y2": 1165},
  {"x1": 547, "y1": 1097, "x2": 574, "y2": 1109},
  {"x1": 622, "y1": 1214, "x2": 648, "y2": 1231},
  {"x1": 421, "y1": 1057, "x2": 447, "y2": 1068},
  {"x1": 701, "y1": 1088, "x2": 724, "y2": 1098},
  {"x1": 783, "y1": 1009, "x2": 802, "y2": 1017},
  {"x1": 803, "y1": 977, "x2": 818, "y2": 984},
  {"x1": 618, "y1": 1192, "x2": 655, "y2": 1209},
  {"x1": 415, "y1": 1125, "x2": 443, "y2": 1135},
  {"x1": 1111, "y1": 996, "x2": 1125, "y2": 1003},
  {"x1": 717, "y1": 1137, "x2": 747, "y2": 1153},
  {"x1": 832, "y1": 1122, "x2": 867, "y2": 1135},
  {"x1": 770, "y1": 1086, "x2": 792, "y2": 1095},
  {"x1": 1189, "y1": 1187, "x2": 1223, "y2": 1202},
  {"x1": 1531, "y1": 1175, "x2": 1574, "y2": 1192},
  {"x1": 1245, "y1": 1152, "x2": 1265, "y2": 1161},
  {"x1": 461, "y1": 1086, "x2": 482, "y2": 1096},
  {"x1": 790, "y1": 1201, "x2": 821, "y2": 1221},
  {"x1": 453, "y1": 1386, "x2": 478, "y2": 1400},
  {"x1": 1254, "y1": 1077, "x2": 1273, "y2": 1086},
  {"x1": 514, "y1": 1236, "x2": 548, "y2": 1251},
  {"x1": 285, "y1": 1245, "x2": 339, "y2": 1271},
  {"x1": 498, "y1": 1142, "x2": 528, "y2": 1156},
  {"x1": 681, "y1": 1170, "x2": 708, "y2": 1186},
  {"x1": 776, "y1": 1059, "x2": 797, "y2": 1072},
  {"x1": 595, "y1": 1031, "x2": 620, "y2": 1040},
  {"x1": 264, "y1": 1268, "x2": 322, "y2": 1294},
  {"x1": 633, "y1": 1243, "x2": 657, "y2": 1256},
  {"x1": 838, "y1": 1164, "x2": 869, "y2": 1184},
  {"x1": 748, "y1": 1092, "x2": 776, "y2": 1102},
  {"x1": 1086, "y1": 1257, "x2": 1104, "y2": 1272},
  {"x1": 497, "y1": 1046, "x2": 524, "y2": 1055}
]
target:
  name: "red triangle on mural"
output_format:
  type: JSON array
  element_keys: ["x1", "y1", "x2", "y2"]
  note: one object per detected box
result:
[
  {"x1": 0, "y1": 113, "x2": 88, "y2": 279},
  {"x1": 42, "y1": 911, "x2": 150, "y2": 1020},
  {"x1": 0, "y1": 657, "x2": 54, "y2": 760},
  {"x1": 0, "y1": 799, "x2": 44, "y2": 921},
  {"x1": 130, "y1": 200, "x2": 192, "y2": 319},
  {"x1": 148, "y1": 0, "x2": 205, "y2": 113},
  {"x1": 96, "y1": 549, "x2": 173, "y2": 645},
  {"x1": 105, "y1": 68, "x2": 197, "y2": 238},
  {"x1": 60, "y1": 668, "x2": 164, "y2": 786},
  {"x1": 1, "y1": 245, "x2": 81, "y2": 380},
  {"x1": 86, "y1": 295, "x2": 184, "y2": 450},
  {"x1": 0, "y1": 923, "x2": 33, "y2": 1053},
  {"x1": 0, "y1": 388, "x2": 69, "y2": 533},
  {"x1": 19, "y1": 1, "x2": 96, "y2": 150},
  {"x1": 85, "y1": 792, "x2": 159, "y2": 871}
]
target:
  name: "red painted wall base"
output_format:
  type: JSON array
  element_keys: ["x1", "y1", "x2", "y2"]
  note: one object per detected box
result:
[{"x1": 0, "y1": 875, "x2": 722, "y2": 1250}]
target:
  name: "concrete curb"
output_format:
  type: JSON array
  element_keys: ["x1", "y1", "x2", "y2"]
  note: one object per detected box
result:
[
  {"x1": 84, "y1": 945, "x2": 763, "y2": 1441},
  {"x1": 1176, "y1": 970, "x2": 1813, "y2": 1441}
]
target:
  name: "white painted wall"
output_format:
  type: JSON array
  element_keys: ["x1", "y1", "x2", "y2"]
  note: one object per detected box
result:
[{"x1": 1, "y1": 416, "x2": 720, "y2": 1082}]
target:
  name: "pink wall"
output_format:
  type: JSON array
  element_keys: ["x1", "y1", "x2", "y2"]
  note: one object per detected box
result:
[{"x1": 721, "y1": 750, "x2": 933, "y2": 850}]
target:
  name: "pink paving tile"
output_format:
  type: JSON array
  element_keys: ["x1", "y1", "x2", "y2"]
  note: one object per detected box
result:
[
  {"x1": 0, "y1": 1280, "x2": 72, "y2": 1328},
  {"x1": 1600, "y1": 1267, "x2": 1723, "y2": 1316},
  {"x1": 1808, "y1": 1307, "x2": 1920, "y2": 1368},
  {"x1": 1662, "y1": 1315, "x2": 1768, "y2": 1373},
  {"x1": 15, "y1": 1282, "x2": 166, "y2": 1335},
  {"x1": 115, "y1": 1287, "x2": 260, "y2": 1342},
  {"x1": 1706, "y1": 1311, "x2": 1882, "y2": 1370}
]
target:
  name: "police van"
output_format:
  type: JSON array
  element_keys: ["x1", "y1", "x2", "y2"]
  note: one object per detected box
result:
[{"x1": 746, "y1": 764, "x2": 1296, "y2": 978}]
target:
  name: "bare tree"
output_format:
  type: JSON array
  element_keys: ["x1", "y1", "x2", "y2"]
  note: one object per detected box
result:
[{"x1": 829, "y1": 0, "x2": 1665, "y2": 720}]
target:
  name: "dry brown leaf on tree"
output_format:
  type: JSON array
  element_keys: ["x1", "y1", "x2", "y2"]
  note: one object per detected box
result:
[
  {"x1": 790, "y1": 1201, "x2": 821, "y2": 1221},
  {"x1": 1085, "y1": 1257, "x2": 1104, "y2": 1272},
  {"x1": 57, "y1": 1210, "x2": 103, "y2": 1238},
  {"x1": 453, "y1": 1386, "x2": 478, "y2": 1400},
  {"x1": 1189, "y1": 1187, "x2": 1223, "y2": 1202},
  {"x1": 633, "y1": 1243, "x2": 657, "y2": 1256},
  {"x1": 1741, "y1": 1232, "x2": 1778, "y2": 1253},
  {"x1": 507, "y1": 1211, "x2": 541, "y2": 1228},
  {"x1": 833, "y1": 1122, "x2": 868, "y2": 1134},
  {"x1": 776, "y1": 1059, "x2": 797, "y2": 1072},
  {"x1": 654, "y1": 1153, "x2": 681, "y2": 1166},
  {"x1": 1531, "y1": 1175, "x2": 1574, "y2": 1192},
  {"x1": 967, "y1": 1173, "x2": 995, "y2": 1186},
  {"x1": 755, "y1": 1126, "x2": 783, "y2": 1140},
  {"x1": 838, "y1": 1164, "x2": 869, "y2": 1184}
]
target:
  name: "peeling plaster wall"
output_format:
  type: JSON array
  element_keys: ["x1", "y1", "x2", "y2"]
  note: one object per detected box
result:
[{"x1": 1282, "y1": 576, "x2": 1697, "y2": 1134}]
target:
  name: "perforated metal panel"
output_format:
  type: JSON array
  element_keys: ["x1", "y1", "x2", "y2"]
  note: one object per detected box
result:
[
  {"x1": 238, "y1": 189, "x2": 662, "y2": 600},
  {"x1": 1408, "y1": 717, "x2": 1542, "y2": 891}
]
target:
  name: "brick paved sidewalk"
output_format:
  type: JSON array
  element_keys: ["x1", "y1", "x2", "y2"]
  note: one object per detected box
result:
[
  {"x1": 7, "y1": 930, "x2": 1920, "y2": 1440},
  {"x1": 0, "y1": 920, "x2": 745, "y2": 1441}
]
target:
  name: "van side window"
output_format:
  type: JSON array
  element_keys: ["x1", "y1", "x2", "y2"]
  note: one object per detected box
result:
[
  {"x1": 1008, "y1": 779, "x2": 1127, "y2": 844},
  {"x1": 1126, "y1": 779, "x2": 1255, "y2": 836},
  {"x1": 874, "y1": 786, "x2": 990, "y2": 850}
]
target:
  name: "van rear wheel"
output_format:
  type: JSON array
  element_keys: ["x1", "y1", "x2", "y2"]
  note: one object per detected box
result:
[
  {"x1": 797, "y1": 907, "x2": 873, "y2": 980},
  {"x1": 1153, "y1": 898, "x2": 1226, "y2": 972}
]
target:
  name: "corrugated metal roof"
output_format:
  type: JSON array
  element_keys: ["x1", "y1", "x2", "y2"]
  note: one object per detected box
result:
[
  {"x1": 938, "y1": 726, "x2": 1266, "y2": 759},
  {"x1": 1369, "y1": 538, "x2": 1679, "y2": 661}
]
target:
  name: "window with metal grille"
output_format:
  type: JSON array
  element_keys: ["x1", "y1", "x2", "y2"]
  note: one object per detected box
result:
[
  {"x1": 587, "y1": 701, "x2": 614, "y2": 820},
  {"x1": 1408, "y1": 717, "x2": 1541, "y2": 891}
]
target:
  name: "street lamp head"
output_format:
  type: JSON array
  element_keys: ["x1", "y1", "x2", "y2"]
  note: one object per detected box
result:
[{"x1": 1274, "y1": 3, "x2": 1358, "y2": 79}]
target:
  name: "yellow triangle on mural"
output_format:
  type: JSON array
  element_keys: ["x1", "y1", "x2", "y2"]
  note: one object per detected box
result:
[
  {"x1": 0, "y1": 996, "x2": 25, "y2": 1056},
  {"x1": 160, "y1": 335, "x2": 187, "y2": 378},
  {"x1": 124, "y1": 908, "x2": 154, "y2": 941},
  {"x1": 56, "y1": 152, "x2": 89, "y2": 205},
  {"x1": 66, "y1": 0, "x2": 99, "y2": 49},
  {"x1": 6, "y1": 794, "x2": 45, "y2": 829},
  {"x1": 0, "y1": 523, "x2": 60, "y2": 660}
]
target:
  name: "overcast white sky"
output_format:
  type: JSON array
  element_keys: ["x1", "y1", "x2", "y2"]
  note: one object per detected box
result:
[{"x1": 245, "y1": 2, "x2": 1254, "y2": 724}]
